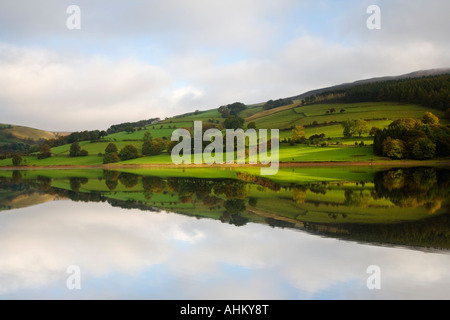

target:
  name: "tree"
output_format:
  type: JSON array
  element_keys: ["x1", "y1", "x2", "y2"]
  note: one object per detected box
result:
[
  {"x1": 105, "y1": 143, "x2": 118, "y2": 154},
  {"x1": 342, "y1": 120, "x2": 356, "y2": 137},
  {"x1": 223, "y1": 116, "x2": 244, "y2": 129},
  {"x1": 142, "y1": 138, "x2": 164, "y2": 156},
  {"x1": 354, "y1": 119, "x2": 369, "y2": 137},
  {"x1": 69, "y1": 142, "x2": 88, "y2": 157},
  {"x1": 422, "y1": 112, "x2": 439, "y2": 125},
  {"x1": 411, "y1": 137, "x2": 436, "y2": 160},
  {"x1": 143, "y1": 131, "x2": 153, "y2": 141},
  {"x1": 38, "y1": 143, "x2": 52, "y2": 159},
  {"x1": 69, "y1": 142, "x2": 81, "y2": 157},
  {"x1": 247, "y1": 122, "x2": 256, "y2": 130},
  {"x1": 166, "y1": 140, "x2": 178, "y2": 154},
  {"x1": 118, "y1": 145, "x2": 139, "y2": 161},
  {"x1": 369, "y1": 126, "x2": 380, "y2": 137},
  {"x1": 291, "y1": 125, "x2": 305, "y2": 143},
  {"x1": 125, "y1": 125, "x2": 135, "y2": 134},
  {"x1": 103, "y1": 152, "x2": 120, "y2": 164},
  {"x1": 382, "y1": 137, "x2": 405, "y2": 159},
  {"x1": 12, "y1": 153, "x2": 22, "y2": 166}
]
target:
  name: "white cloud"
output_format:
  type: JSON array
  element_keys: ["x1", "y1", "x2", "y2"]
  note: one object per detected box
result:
[
  {"x1": 0, "y1": 1, "x2": 449, "y2": 131},
  {"x1": 0, "y1": 44, "x2": 174, "y2": 131}
]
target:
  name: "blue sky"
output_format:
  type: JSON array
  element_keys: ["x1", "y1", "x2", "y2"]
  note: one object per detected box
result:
[{"x1": 0, "y1": 0, "x2": 449, "y2": 131}]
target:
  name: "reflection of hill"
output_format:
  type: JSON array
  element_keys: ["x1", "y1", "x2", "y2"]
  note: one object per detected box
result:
[
  {"x1": 0, "y1": 167, "x2": 449, "y2": 251},
  {"x1": 0, "y1": 177, "x2": 65, "y2": 211},
  {"x1": 303, "y1": 213, "x2": 450, "y2": 251},
  {"x1": 2, "y1": 192, "x2": 62, "y2": 211}
]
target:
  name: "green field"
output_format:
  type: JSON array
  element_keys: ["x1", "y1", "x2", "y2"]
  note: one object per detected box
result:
[{"x1": 1, "y1": 101, "x2": 448, "y2": 168}]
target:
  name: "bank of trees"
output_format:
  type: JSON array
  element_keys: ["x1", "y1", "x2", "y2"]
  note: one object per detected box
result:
[
  {"x1": 373, "y1": 112, "x2": 450, "y2": 160},
  {"x1": 263, "y1": 98, "x2": 294, "y2": 110},
  {"x1": 106, "y1": 118, "x2": 160, "y2": 134},
  {"x1": 218, "y1": 102, "x2": 247, "y2": 118},
  {"x1": 304, "y1": 74, "x2": 450, "y2": 112}
]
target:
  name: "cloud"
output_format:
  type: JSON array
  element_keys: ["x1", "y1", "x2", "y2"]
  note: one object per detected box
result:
[
  {"x1": 0, "y1": 44, "x2": 175, "y2": 131},
  {"x1": 0, "y1": 1, "x2": 449, "y2": 131}
]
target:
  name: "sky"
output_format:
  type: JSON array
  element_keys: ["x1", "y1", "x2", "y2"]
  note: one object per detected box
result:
[{"x1": 0, "y1": 0, "x2": 449, "y2": 132}]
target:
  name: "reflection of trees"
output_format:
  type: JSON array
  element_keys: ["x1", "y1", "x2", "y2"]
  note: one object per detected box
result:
[
  {"x1": 343, "y1": 190, "x2": 369, "y2": 208},
  {"x1": 142, "y1": 177, "x2": 165, "y2": 193},
  {"x1": 105, "y1": 180, "x2": 118, "y2": 191},
  {"x1": 266, "y1": 217, "x2": 296, "y2": 229},
  {"x1": 104, "y1": 170, "x2": 120, "y2": 191},
  {"x1": 220, "y1": 199, "x2": 249, "y2": 227},
  {"x1": 70, "y1": 177, "x2": 88, "y2": 192},
  {"x1": 38, "y1": 176, "x2": 52, "y2": 192},
  {"x1": 312, "y1": 213, "x2": 450, "y2": 250},
  {"x1": 224, "y1": 199, "x2": 246, "y2": 214},
  {"x1": 118, "y1": 172, "x2": 139, "y2": 188},
  {"x1": 212, "y1": 180, "x2": 247, "y2": 199},
  {"x1": 12, "y1": 171, "x2": 22, "y2": 183},
  {"x1": 293, "y1": 187, "x2": 307, "y2": 204},
  {"x1": 374, "y1": 168, "x2": 449, "y2": 214},
  {"x1": 167, "y1": 178, "x2": 248, "y2": 200},
  {"x1": 236, "y1": 172, "x2": 281, "y2": 191}
]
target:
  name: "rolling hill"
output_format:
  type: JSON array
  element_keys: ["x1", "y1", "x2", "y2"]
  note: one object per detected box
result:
[
  {"x1": 0, "y1": 123, "x2": 60, "y2": 145},
  {"x1": 1, "y1": 69, "x2": 449, "y2": 167}
]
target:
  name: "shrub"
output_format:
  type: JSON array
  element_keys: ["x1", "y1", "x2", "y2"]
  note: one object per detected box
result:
[
  {"x1": 105, "y1": 143, "x2": 118, "y2": 153},
  {"x1": 103, "y1": 152, "x2": 120, "y2": 164},
  {"x1": 12, "y1": 153, "x2": 22, "y2": 166},
  {"x1": 382, "y1": 137, "x2": 405, "y2": 159},
  {"x1": 118, "y1": 145, "x2": 139, "y2": 161}
]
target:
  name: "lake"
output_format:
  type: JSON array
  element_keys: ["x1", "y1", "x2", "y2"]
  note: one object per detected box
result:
[{"x1": 0, "y1": 166, "x2": 449, "y2": 300}]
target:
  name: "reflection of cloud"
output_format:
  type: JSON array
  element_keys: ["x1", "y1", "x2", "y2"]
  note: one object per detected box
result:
[{"x1": 0, "y1": 200, "x2": 449, "y2": 299}]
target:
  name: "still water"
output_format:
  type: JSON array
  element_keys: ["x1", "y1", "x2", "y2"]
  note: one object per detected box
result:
[{"x1": 0, "y1": 166, "x2": 449, "y2": 299}]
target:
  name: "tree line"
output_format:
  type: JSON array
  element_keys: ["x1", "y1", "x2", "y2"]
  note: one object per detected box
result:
[
  {"x1": 106, "y1": 118, "x2": 160, "y2": 134},
  {"x1": 302, "y1": 75, "x2": 450, "y2": 113},
  {"x1": 263, "y1": 98, "x2": 294, "y2": 110},
  {"x1": 373, "y1": 112, "x2": 450, "y2": 160}
]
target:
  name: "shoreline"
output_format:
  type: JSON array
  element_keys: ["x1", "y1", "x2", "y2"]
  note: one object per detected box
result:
[{"x1": 1, "y1": 160, "x2": 449, "y2": 171}]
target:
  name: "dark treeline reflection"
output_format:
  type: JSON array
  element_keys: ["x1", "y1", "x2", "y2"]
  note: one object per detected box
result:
[
  {"x1": 1, "y1": 167, "x2": 449, "y2": 250},
  {"x1": 374, "y1": 167, "x2": 449, "y2": 214}
]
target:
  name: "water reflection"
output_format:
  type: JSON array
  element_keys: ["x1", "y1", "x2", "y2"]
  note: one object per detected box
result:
[
  {"x1": 0, "y1": 200, "x2": 449, "y2": 299},
  {"x1": 0, "y1": 167, "x2": 449, "y2": 251}
]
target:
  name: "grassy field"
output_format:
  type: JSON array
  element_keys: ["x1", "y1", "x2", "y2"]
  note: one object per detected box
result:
[
  {"x1": 1, "y1": 101, "x2": 448, "y2": 168},
  {"x1": 249, "y1": 102, "x2": 447, "y2": 130}
]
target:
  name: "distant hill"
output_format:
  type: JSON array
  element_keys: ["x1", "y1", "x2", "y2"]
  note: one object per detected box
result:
[
  {"x1": 290, "y1": 68, "x2": 450, "y2": 101},
  {"x1": 0, "y1": 123, "x2": 60, "y2": 146}
]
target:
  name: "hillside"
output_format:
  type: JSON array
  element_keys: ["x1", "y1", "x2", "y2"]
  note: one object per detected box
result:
[
  {"x1": 289, "y1": 68, "x2": 450, "y2": 101},
  {"x1": 0, "y1": 69, "x2": 449, "y2": 167},
  {"x1": 0, "y1": 123, "x2": 59, "y2": 145}
]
